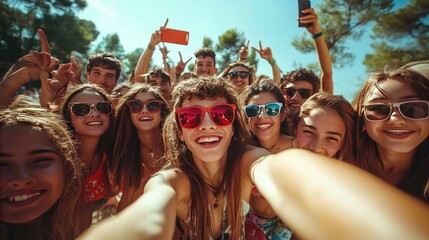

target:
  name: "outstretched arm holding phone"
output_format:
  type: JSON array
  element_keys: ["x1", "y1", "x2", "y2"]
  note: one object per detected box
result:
[
  {"x1": 299, "y1": 8, "x2": 333, "y2": 92},
  {"x1": 134, "y1": 20, "x2": 167, "y2": 82}
]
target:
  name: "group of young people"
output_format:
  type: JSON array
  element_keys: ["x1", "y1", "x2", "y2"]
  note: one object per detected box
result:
[{"x1": 1, "y1": 8, "x2": 428, "y2": 240}]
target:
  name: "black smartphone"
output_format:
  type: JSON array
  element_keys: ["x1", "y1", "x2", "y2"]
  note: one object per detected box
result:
[{"x1": 298, "y1": 0, "x2": 311, "y2": 28}]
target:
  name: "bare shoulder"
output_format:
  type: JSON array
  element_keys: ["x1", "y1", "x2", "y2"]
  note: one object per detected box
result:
[
  {"x1": 145, "y1": 168, "x2": 191, "y2": 218},
  {"x1": 241, "y1": 146, "x2": 271, "y2": 178},
  {"x1": 147, "y1": 168, "x2": 191, "y2": 192}
]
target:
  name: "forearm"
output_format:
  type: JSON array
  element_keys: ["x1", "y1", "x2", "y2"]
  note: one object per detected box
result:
[
  {"x1": 270, "y1": 61, "x2": 281, "y2": 86},
  {"x1": 135, "y1": 45, "x2": 155, "y2": 77},
  {"x1": 253, "y1": 149, "x2": 429, "y2": 240},
  {"x1": 0, "y1": 68, "x2": 31, "y2": 108},
  {"x1": 314, "y1": 35, "x2": 333, "y2": 92},
  {"x1": 77, "y1": 185, "x2": 177, "y2": 240}
]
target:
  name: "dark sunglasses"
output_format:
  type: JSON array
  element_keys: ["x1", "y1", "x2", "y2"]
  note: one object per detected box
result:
[
  {"x1": 69, "y1": 101, "x2": 112, "y2": 117},
  {"x1": 228, "y1": 71, "x2": 250, "y2": 80},
  {"x1": 283, "y1": 88, "x2": 313, "y2": 99},
  {"x1": 363, "y1": 100, "x2": 429, "y2": 121},
  {"x1": 176, "y1": 104, "x2": 236, "y2": 129},
  {"x1": 243, "y1": 102, "x2": 283, "y2": 118},
  {"x1": 126, "y1": 99, "x2": 163, "y2": 113}
]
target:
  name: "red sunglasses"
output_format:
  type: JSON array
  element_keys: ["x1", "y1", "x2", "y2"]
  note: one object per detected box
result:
[{"x1": 175, "y1": 104, "x2": 236, "y2": 129}]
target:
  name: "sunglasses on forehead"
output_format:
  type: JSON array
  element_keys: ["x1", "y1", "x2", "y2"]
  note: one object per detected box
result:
[
  {"x1": 126, "y1": 99, "x2": 163, "y2": 113},
  {"x1": 69, "y1": 101, "x2": 112, "y2": 117},
  {"x1": 282, "y1": 88, "x2": 313, "y2": 99},
  {"x1": 228, "y1": 71, "x2": 250, "y2": 80},
  {"x1": 363, "y1": 100, "x2": 429, "y2": 121},
  {"x1": 243, "y1": 102, "x2": 283, "y2": 118},
  {"x1": 175, "y1": 104, "x2": 236, "y2": 129}
]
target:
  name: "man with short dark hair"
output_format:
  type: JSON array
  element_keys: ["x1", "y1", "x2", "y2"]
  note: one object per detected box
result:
[
  {"x1": 280, "y1": 67, "x2": 321, "y2": 134},
  {"x1": 86, "y1": 52, "x2": 122, "y2": 93},
  {"x1": 193, "y1": 48, "x2": 217, "y2": 76}
]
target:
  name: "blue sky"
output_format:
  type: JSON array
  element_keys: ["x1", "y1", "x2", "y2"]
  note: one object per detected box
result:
[{"x1": 77, "y1": 0, "x2": 409, "y2": 101}]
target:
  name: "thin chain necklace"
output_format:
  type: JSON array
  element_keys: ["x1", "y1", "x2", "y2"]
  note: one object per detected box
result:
[
  {"x1": 141, "y1": 139, "x2": 162, "y2": 159},
  {"x1": 208, "y1": 184, "x2": 223, "y2": 208}
]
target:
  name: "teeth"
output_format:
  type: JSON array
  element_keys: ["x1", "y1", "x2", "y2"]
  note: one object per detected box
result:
[
  {"x1": 87, "y1": 121, "x2": 102, "y2": 126},
  {"x1": 140, "y1": 117, "x2": 152, "y2": 121},
  {"x1": 8, "y1": 192, "x2": 41, "y2": 202},
  {"x1": 257, "y1": 124, "x2": 272, "y2": 129},
  {"x1": 386, "y1": 130, "x2": 411, "y2": 134},
  {"x1": 197, "y1": 136, "x2": 219, "y2": 144}
]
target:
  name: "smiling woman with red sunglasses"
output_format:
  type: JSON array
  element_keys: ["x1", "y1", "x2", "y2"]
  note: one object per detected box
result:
[
  {"x1": 353, "y1": 69, "x2": 429, "y2": 203},
  {"x1": 111, "y1": 83, "x2": 170, "y2": 212},
  {"x1": 59, "y1": 84, "x2": 117, "y2": 219}
]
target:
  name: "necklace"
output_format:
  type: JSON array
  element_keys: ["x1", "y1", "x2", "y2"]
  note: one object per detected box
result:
[
  {"x1": 141, "y1": 140, "x2": 162, "y2": 159},
  {"x1": 208, "y1": 183, "x2": 224, "y2": 208}
]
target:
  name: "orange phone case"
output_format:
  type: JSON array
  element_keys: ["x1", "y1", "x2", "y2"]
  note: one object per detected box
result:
[{"x1": 161, "y1": 28, "x2": 189, "y2": 45}]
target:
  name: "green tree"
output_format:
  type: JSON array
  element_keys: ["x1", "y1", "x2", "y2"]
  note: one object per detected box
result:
[
  {"x1": 364, "y1": 0, "x2": 429, "y2": 71},
  {"x1": 123, "y1": 47, "x2": 144, "y2": 75},
  {"x1": 0, "y1": 0, "x2": 97, "y2": 75},
  {"x1": 291, "y1": 0, "x2": 394, "y2": 69},
  {"x1": 94, "y1": 33, "x2": 125, "y2": 60},
  {"x1": 215, "y1": 28, "x2": 247, "y2": 71}
]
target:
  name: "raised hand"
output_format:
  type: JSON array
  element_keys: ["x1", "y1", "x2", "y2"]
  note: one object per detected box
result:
[
  {"x1": 159, "y1": 42, "x2": 170, "y2": 60},
  {"x1": 239, "y1": 40, "x2": 250, "y2": 61},
  {"x1": 175, "y1": 51, "x2": 192, "y2": 76},
  {"x1": 300, "y1": 8, "x2": 322, "y2": 35},
  {"x1": 252, "y1": 41, "x2": 273, "y2": 61}
]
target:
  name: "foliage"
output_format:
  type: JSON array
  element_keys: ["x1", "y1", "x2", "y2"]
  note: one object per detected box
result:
[
  {"x1": 291, "y1": 0, "x2": 394, "y2": 69},
  {"x1": 0, "y1": 0, "x2": 97, "y2": 75},
  {"x1": 94, "y1": 33, "x2": 125, "y2": 60},
  {"x1": 364, "y1": 0, "x2": 429, "y2": 71}
]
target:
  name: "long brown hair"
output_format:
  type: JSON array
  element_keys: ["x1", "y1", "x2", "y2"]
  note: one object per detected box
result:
[
  {"x1": 0, "y1": 99, "x2": 90, "y2": 239},
  {"x1": 353, "y1": 69, "x2": 429, "y2": 202},
  {"x1": 58, "y1": 84, "x2": 115, "y2": 167},
  {"x1": 163, "y1": 76, "x2": 251, "y2": 239},
  {"x1": 112, "y1": 83, "x2": 170, "y2": 189}
]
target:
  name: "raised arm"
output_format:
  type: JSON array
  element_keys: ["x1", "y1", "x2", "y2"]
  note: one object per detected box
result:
[
  {"x1": 134, "y1": 20, "x2": 167, "y2": 78},
  {"x1": 159, "y1": 42, "x2": 171, "y2": 73},
  {"x1": 173, "y1": 51, "x2": 192, "y2": 82},
  {"x1": 0, "y1": 29, "x2": 59, "y2": 108},
  {"x1": 237, "y1": 40, "x2": 249, "y2": 63},
  {"x1": 252, "y1": 148, "x2": 429, "y2": 239},
  {"x1": 301, "y1": 8, "x2": 333, "y2": 92},
  {"x1": 252, "y1": 41, "x2": 281, "y2": 85}
]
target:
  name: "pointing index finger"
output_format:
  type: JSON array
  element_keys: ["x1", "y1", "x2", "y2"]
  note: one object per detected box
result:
[{"x1": 38, "y1": 29, "x2": 50, "y2": 54}]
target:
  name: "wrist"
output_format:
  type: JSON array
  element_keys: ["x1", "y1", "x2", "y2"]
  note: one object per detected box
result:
[
  {"x1": 312, "y1": 31, "x2": 323, "y2": 39},
  {"x1": 268, "y1": 58, "x2": 276, "y2": 65},
  {"x1": 147, "y1": 44, "x2": 155, "y2": 51}
]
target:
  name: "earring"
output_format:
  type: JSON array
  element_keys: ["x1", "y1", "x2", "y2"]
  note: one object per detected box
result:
[{"x1": 362, "y1": 126, "x2": 366, "y2": 133}]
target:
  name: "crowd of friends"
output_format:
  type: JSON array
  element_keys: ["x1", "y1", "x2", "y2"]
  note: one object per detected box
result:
[{"x1": 1, "y1": 9, "x2": 428, "y2": 240}]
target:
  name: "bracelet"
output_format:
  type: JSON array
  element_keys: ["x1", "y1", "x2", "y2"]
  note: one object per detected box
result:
[
  {"x1": 268, "y1": 58, "x2": 276, "y2": 65},
  {"x1": 312, "y1": 31, "x2": 323, "y2": 39},
  {"x1": 147, "y1": 44, "x2": 155, "y2": 51}
]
